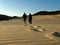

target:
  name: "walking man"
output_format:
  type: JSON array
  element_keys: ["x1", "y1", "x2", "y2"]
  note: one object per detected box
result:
[
  {"x1": 28, "y1": 13, "x2": 32, "y2": 24},
  {"x1": 23, "y1": 12, "x2": 27, "y2": 24}
]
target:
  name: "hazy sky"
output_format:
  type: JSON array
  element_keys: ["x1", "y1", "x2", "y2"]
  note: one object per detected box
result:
[{"x1": 0, "y1": 0, "x2": 60, "y2": 16}]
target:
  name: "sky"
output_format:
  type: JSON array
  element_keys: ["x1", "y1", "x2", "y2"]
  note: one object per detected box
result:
[{"x1": 0, "y1": 0, "x2": 60, "y2": 17}]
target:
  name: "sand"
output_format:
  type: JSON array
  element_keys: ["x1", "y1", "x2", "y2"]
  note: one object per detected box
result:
[{"x1": 0, "y1": 15, "x2": 60, "y2": 45}]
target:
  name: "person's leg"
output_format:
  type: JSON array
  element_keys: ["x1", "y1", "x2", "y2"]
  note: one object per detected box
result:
[
  {"x1": 25, "y1": 20, "x2": 26, "y2": 24},
  {"x1": 29, "y1": 20, "x2": 33, "y2": 26},
  {"x1": 29, "y1": 20, "x2": 30, "y2": 24},
  {"x1": 30, "y1": 20, "x2": 32, "y2": 24},
  {"x1": 24, "y1": 19, "x2": 25, "y2": 24},
  {"x1": 30, "y1": 19, "x2": 32, "y2": 24},
  {"x1": 29, "y1": 20, "x2": 32, "y2": 24}
]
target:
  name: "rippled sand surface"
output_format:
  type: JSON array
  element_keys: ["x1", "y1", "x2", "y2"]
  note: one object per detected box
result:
[{"x1": 0, "y1": 16, "x2": 60, "y2": 45}]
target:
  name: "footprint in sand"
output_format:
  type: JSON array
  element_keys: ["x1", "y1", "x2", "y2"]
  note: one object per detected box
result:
[
  {"x1": 30, "y1": 25, "x2": 45, "y2": 32},
  {"x1": 45, "y1": 32, "x2": 60, "y2": 42}
]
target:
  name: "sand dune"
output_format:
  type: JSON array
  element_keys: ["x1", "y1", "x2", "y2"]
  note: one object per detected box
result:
[
  {"x1": 33, "y1": 15, "x2": 60, "y2": 21},
  {"x1": 0, "y1": 15, "x2": 60, "y2": 45}
]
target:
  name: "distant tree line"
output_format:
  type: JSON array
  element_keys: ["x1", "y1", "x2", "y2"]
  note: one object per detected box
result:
[
  {"x1": 0, "y1": 10, "x2": 60, "y2": 21},
  {"x1": 33, "y1": 10, "x2": 60, "y2": 16},
  {"x1": 0, "y1": 14, "x2": 20, "y2": 21}
]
